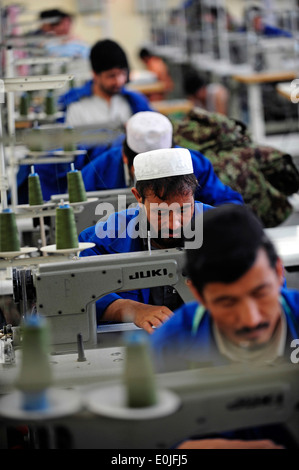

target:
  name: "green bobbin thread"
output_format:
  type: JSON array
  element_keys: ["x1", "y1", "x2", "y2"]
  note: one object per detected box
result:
[
  {"x1": 63, "y1": 126, "x2": 76, "y2": 152},
  {"x1": 15, "y1": 315, "x2": 52, "y2": 411},
  {"x1": 19, "y1": 92, "x2": 30, "y2": 117},
  {"x1": 0, "y1": 209, "x2": 21, "y2": 252},
  {"x1": 67, "y1": 164, "x2": 87, "y2": 203},
  {"x1": 28, "y1": 166, "x2": 44, "y2": 206},
  {"x1": 55, "y1": 202, "x2": 79, "y2": 249},
  {"x1": 123, "y1": 332, "x2": 157, "y2": 408},
  {"x1": 28, "y1": 127, "x2": 43, "y2": 152},
  {"x1": 45, "y1": 90, "x2": 56, "y2": 116}
]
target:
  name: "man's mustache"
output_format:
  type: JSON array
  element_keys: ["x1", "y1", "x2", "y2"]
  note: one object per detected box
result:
[{"x1": 235, "y1": 322, "x2": 270, "y2": 336}]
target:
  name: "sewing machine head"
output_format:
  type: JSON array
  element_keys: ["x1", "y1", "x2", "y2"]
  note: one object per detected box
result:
[{"x1": 12, "y1": 248, "x2": 192, "y2": 353}]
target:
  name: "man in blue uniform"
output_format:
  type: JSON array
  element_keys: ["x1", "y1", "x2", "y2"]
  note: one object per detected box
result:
[
  {"x1": 16, "y1": 40, "x2": 152, "y2": 204},
  {"x1": 151, "y1": 204, "x2": 299, "y2": 371},
  {"x1": 58, "y1": 38, "x2": 152, "y2": 128},
  {"x1": 79, "y1": 147, "x2": 213, "y2": 333},
  {"x1": 81, "y1": 111, "x2": 244, "y2": 207},
  {"x1": 151, "y1": 203, "x2": 299, "y2": 449}
]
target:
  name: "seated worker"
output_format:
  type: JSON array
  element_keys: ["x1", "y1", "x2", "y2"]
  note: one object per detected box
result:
[
  {"x1": 81, "y1": 111, "x2": 244, "y2": 207},
  {"x1": 242, "y1": 5, "x2": 292, "y2": 38},
  {"x1": 183, "y1": 69, "x2": 229, "y2": 115},
  {"x1": 79, "y1": 147, "x2": 213, "y2": 333},
  {"x1": 38, "y1": 9, "x2": 90, "y2": 59},
  {"x1": 16, "y1": 42, "x2": 154, "y2": 204},
  {"x1": 151, "y1": 204, "x2": 299, "y2": 449},
  {"x1": 151, "y1": 204, "x2": 299, "y2": 371},
  {"x1": 58, "y1": 39, "x2": 153, "y2": 128},
  {"x1": 138, "y1": 47, "x2": 174, "y2": 100}
]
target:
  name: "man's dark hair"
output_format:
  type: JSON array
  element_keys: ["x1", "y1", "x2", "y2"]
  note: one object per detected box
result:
[
  {"x1": 186, "y1": 204, "x2": 278, "y2": 295},
  {"x1": 39, "y1": 9, "x2": 70, "y2": 23},
  {"x1": 136, "y1": 174, "x2": 198, "y2": 201},
  {"x1": 139, "y1": 48, "x2": 151, "y2": 60},
  {"x1": 90, "y1": 39, "x2": 129, "y2": 74},
  {"x1": 183, "y1": 70, "x2": 206, "y2": 96},
  {"x1": 122, "y1": 139, "x2": 138, "y2": 169}
]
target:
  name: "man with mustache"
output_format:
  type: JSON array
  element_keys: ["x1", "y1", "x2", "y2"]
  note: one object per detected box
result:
[
  {"x1": 151, "y1": 204, "x2": 299, "y2": 370},
  {"x1": 150, "y1": 200, "x2": 299, "y2": 449},
  {"x1": 79, "y1": 148, "x2": 213, "y2": 333}
]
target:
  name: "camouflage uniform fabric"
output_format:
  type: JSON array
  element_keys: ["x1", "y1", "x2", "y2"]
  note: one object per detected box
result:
[{"x1": 172, "y1": 108, "x2": 299, "y2": 227}]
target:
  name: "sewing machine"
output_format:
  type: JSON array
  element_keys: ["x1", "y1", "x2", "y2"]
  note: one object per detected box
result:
[
  {"x1": 12, "y1": 248, "x2": 193, "y2": 353},
  {"x1": 0, "y1": 357, "x2": 298, "y2": 449}
]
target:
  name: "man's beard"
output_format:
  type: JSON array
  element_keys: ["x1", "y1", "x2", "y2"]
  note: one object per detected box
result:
[{"x1": 147, "y1": 219, "x2": 195, "y2": 249}]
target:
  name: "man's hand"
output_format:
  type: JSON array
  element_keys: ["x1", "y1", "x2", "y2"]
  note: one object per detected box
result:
[{"x1": 102, "y1": 299, "x2": 173, "y2": 333}]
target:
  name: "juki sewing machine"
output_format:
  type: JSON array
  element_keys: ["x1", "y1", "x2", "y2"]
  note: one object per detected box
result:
[{"x1": 12, "y1": 248, "x2": 193, "y2": 353}]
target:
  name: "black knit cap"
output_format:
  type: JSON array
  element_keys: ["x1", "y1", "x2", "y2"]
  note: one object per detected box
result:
[
  {"x1": 90, "y1": 39, "x2": 129, "y2": 74},
  {"x1": 186, "y1": 204, "x2": 277, "y2": 290}
]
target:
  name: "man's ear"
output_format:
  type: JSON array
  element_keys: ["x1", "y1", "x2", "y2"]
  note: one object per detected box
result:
[
  {"x1": 122, "y1": 150, "x2": 128, "y2": 165},
  {"x1": 187, "y1": 279, "x2": 206, "y2": 307},
  {"x1": 131, "y1": 187, "x2": 142, "y2": 203},
  {"x1": 276, "y1": 257, "x2": 285, "y2": 287}
]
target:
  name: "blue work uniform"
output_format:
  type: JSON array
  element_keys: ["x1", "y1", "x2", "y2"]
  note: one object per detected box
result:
[
  {"x1": 57, "y1": 79, "x2": 153, "y2": 120},
  {"x1": 81, "y1": 144, "x2": 244, "y2": 206},
  {"x1": 16, "y1": 82, "x2": 153, "y2": 204},
  {"x1": 79, "y1": 202, "x2": 213, "y2": 322},
  {"x1": 151, "y1": 288, "x2": 299, "y2": 372}
]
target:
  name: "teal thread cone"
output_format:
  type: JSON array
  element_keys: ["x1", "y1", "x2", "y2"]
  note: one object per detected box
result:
[
  {"x1": 55, "y1": 203, "x2": 79, "y2": 249},
  {"x1": 123, "y1": 332, "x2": 157, "y2": 408},
  {"x1": 67, "y1": 166, "x2": 87, "y2": 203},
  {"x1": 0, "y1": 209, "x2": 21, "y2": 252},
  {"x1": 28, "y1": 168, "x2": 44, "y2": 206},
  {"x1": 15, "y1": 315, "x2": 52, "y2": 411}
]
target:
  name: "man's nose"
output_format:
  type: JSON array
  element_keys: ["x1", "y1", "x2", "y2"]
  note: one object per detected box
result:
[
  {"x1": 239, "y1": 298, "x2": 262, "y2": 328},
  {"x1": 169, "y1": 211, "x2": 182, "y2": 231}
]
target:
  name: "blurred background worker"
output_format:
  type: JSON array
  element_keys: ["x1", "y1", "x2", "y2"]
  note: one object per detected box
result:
[
  {"x1": 183, "y1": 67, "x2": 229, "y2": 115},
  {"x1": 139, "y1": 47, "x2": 174, "y2": 100},
  {"x1": 59, "y1": 39, "x2": 152, "y2": 128},
  {"x1": 37, "y1": 8, "x2": 90, "y2": 58}
]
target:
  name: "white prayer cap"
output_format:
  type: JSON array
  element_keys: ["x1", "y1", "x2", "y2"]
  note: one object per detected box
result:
[
  {"x1": 126, "y1": 111, "x2": 172, "y2": 154},
  {"x1": 134, "y1": 148, "x2": 194, "y2": 181}
]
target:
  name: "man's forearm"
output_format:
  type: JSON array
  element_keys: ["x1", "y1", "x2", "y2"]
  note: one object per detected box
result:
[{"x1": 101, "y1": 299, "x2": 137, "y2": 323}]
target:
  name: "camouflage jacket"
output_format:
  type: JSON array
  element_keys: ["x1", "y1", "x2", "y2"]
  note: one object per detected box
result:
[{"x1": 172, "y1": 108, "x2": 299, "y2": 227}]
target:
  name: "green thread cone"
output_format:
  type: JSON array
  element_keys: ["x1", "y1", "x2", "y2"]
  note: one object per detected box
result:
[
  {"x1": 63, "y1": 127, "x2": 76, "y2": 152},
  {"x1": 123, "y1": 332, "x2": 157, "y2": 408},
  {"x1": 60, "y1": 63, "x2": 67, "y2": 74},
  {"x1": 15, "y1": 316, "x2": 52, "y2": 410},
  {"x1": 45, "y1": 90, "x2": 56, "y2": 116},
  {"x1": 19, "y1": 92, "x2": 30, "y2": 117},
  {"x1": 69, "y1": 77, "x2": 75, "y2": 89},
  {"x1": 67, "y1": 167, "x2": 87, "y2": 203},
  {"x1": 28, "y1": 169, "x2": 44, "y2": 206},
  {"x1": 28, "y1": 127, "x2": 43, "y2": 152},
  {"x1": 55, "y1": 203, "x2": 79, "y2": 249},
  {"x1": 0, "y1": 209, "x2": 21, "y2": 252},
  {"x1": 43, "y1": 64, "x2": 49, "y2": 75}
]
